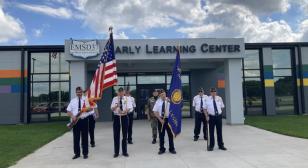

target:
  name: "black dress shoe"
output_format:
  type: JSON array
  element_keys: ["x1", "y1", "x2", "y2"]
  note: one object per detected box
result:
[
  {"x1": 83, "y1": 155, "x2": 88, "y2": 159},
  {"x1": 193, "y1": 137, "x2": 198, "y2": 141},
  {"x1": 123, "y1": 153, "x2": 129, "y2": 157},
  {"x1": 91, "y1": 144, "x2": 95, "y2": 148},
  {"x1": 128, "y1": 141, "x2": 133, "y2": 144},
  {"x1": 169, "y1": 150, "x2": 177, "y2": 154},
  {"x1": 113, "y1": 154, "x2": 119, "y2": 158},
  {"x1": 152, "y1": 139, "x2": 156, "y2": 144},
  {"x1": 219, "y1": 146, "x2": 227, "y2": 151},
  {"x1": 208, "y1": 147, "x2": 213, "y2": 151},
  {"x1": 158, "y1": 150, "x2": 165, "y2": 155},
  {"x1": 72, "y1": 155, "x2": 80, "y2": 159}
]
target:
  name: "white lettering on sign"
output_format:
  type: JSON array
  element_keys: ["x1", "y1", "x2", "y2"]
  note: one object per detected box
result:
[{"x1": 70, "y1": 40, "x2": 99, "y2": 59}]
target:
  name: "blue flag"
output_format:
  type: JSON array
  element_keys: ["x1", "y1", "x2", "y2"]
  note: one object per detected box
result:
[{"x1": 168, "y1": 49, "x2": 182, "y2": 137}]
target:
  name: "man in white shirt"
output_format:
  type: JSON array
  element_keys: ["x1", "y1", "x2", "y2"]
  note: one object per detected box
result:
[
  {"x1": 153, "y1": 89, "x2": 176, "y2": 155},
  {"x1": 126, "y1": 90, "x2": 136, "y2": 144},
  {"x1": 88, "y1": 102, "x2": 99, "y2": 147},
  {"x1": 111, "y1": 87, "x2": 133, "y2": 158},
  {"x1": 204, "y1": 88, "x2": 227, "y2": 151},
  {"x1": 192, "y1": 88, "x2": 208, "y2": 141},
  {"x1": 67, "y1": 86, "x2": 92, "y2": 160}
]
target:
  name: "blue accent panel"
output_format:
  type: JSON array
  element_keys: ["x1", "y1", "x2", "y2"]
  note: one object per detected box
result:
[
  {"x1": 264, "y1": 71, "x2": 273, "y2": 79},
  {"x1": 303, "y1": 72, "x2": 308, "y2": 78},
  {"x1": 11, "y1": 84, "x2": 20, "y2": 93}
]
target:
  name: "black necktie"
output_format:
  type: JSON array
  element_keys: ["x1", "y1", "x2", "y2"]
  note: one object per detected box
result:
[
  {"x1": 119, "y1": 97, "x2": 123, "y2": 111},
  {"x1": 213, "y1": 97, "x2": 218, "y2": 116},
  {"x1": 200, "y1": 96, "x2": 203, "y2": 112},
  {"x1": 78, "y1": 97, "x2": 81, "y2": 112},
  {"x1": 161, "y1": 101, "x2": 165, "y2": 117}
]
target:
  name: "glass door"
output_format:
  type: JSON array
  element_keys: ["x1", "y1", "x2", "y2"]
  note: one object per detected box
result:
[{"x1": 136, "y1": 84, "x2": 166, "y2": 119}]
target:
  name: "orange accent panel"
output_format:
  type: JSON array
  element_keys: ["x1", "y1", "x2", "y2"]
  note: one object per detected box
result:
[
  {"x1": 217, "y1": 80, "x2": 225, "y2": 88},
  {"x1": 0, "y1": 70, "x2": 27, "y2": 78}
]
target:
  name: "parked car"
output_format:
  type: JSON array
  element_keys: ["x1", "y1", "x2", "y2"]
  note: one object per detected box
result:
[
  {"x1": 49, "y1": 102, "x2": 68, "y2": 113},
  {"x1": 32, "y1": 103, "x2": 48, "y2": 113}
]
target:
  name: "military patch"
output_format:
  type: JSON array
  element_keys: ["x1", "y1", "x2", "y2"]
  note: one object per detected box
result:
[{"x1": 171, "y1": 89, "x2": 182, "y2": 104}]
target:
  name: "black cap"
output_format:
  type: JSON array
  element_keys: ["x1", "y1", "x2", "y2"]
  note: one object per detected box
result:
[
  {"x1": 198, "y1": 87, "x2": 204, "y2": 92},
  {"x1": 210, "y1": 88, "x2": 217, "y2": 92},
  {"x1": 118, "y1": 87, "x2": 124, "y2": 92},
  {"x1": 159, "y1": 89, "x2": 165, "y2": 94}
]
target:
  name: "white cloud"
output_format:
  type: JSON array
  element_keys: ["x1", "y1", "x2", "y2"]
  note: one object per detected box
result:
[
  {"x1": 16, "y1": 3, "x2": 72, "y2": 19},
  {"x1": 141, "y1": 34, "x2": 156, "y2": 39},
  {"x1": 208, "y1": 0, "x2": 290, "y2": 14},
  {"x1": 0, "y1": 1, "x2": 27, "y2": 44},
  {"x1": 299, "y1": 19, "x2": 308, "y2": 41},
  {"x1": 70, "y1": 0, "x2": 205, "y2": 34},
  {"x1": 70, "y1": 0, "x2": 308, "y2": 42},
  {"x1": 113, "y1": 31, "x2": 129, "y2": 39},
  {"x1": 289, "y1": 0, "x2": 308, "y2": 15},
  {"x1": 33, "y1": 29, "x2": 43, "y2": 37},
  {"x1": 177, "y1": 2, "x2": 307, "y2": 42},
  {"x1": 177, "y1": 24, "x2": 223, "y2": 38}
]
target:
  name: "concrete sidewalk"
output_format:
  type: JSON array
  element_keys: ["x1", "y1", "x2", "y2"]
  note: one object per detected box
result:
[{"x1": 10, "y1": 119, "x2": 308, "y2": 168}]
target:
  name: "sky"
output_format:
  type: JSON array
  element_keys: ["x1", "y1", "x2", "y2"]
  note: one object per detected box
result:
[{"x1": 0, "y1": 0, "x2": 308, "y2": 45}]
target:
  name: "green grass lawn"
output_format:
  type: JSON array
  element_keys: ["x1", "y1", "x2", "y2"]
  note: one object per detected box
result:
[
  {"x1": 245, "y1": 115, "x2": 308, "y2": 139},
  {"x1": 0, "y1": 122, "x2": 68, "y2": 168}
]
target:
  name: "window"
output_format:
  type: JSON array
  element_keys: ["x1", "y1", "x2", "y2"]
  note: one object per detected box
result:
[
  {"x1": 243, "y1": 49, "x2": 264, "y2": 115},
  {"x1": 272, "y1": 49, "x2": 295, "y2": 114},
  {"x1": 114, "y1": 73, "x2": 191, "y2": 119},
  {"x1": 30, "y1": 52, "x2": 69, "y2": 122}
]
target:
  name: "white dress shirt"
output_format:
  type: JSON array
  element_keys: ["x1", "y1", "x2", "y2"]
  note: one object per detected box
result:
[
  {"x1": 152, "y1": 98, "x2": 170, "y2": 118},
  {"x1": 205, "y1": 96, "x2": 225, "y2": 116},
  {"x1": 192, "y1": 94, "x2": 208, "y2": 112},
  {"x1": 127, "y1": 96, "x2": 136, "y2": 113},
  {"x1": 66, "y1": 96, "x2": 90, "y2": 119},
  {"x1": 110, "y1": 96, "x2": 133, "y2": 116}
]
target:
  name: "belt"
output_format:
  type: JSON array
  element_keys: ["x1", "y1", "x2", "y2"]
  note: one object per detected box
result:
[
  {"x1": 209, "y1": 113, "x2": 222, "y2": 117},
  {"x1": 195, "y1": 110, "x2": 204, "y2": 113}
]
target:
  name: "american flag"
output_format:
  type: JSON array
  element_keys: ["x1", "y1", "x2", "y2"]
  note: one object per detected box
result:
[{"x1": 86, "y1": 31, "x2": 117, "y2": 104}]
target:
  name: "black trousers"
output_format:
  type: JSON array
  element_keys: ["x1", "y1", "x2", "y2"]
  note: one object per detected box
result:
[
  {"x1": 88, "y1": 115, "x2": 96, "y2": 145},
  {"x1": 209, "y1": 115, "x2": 224, "y2": 148},
  {"x1": 194, "y1": 111, "x2": 208, "y2": 139},
  {"x1": 127, "y1": 112, "x2": 134, "y2": 142},
  {"x1": 73, "y1": 117, "x2": 89, "y2": 156},
  {"x1": 158, "y1": 118, "x2": 175, "y2": 152},
  {"x1": 113, "y1": 115, "x2": 128, "y2": 154}
]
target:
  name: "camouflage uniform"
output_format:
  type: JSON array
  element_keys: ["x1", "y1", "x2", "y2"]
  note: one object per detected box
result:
[{"x1": 147, "y1": 96, "x2": 158, "y2": 140}]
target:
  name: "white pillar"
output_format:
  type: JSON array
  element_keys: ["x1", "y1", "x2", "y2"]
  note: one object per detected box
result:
[
  {"x1": 70, "y1": 61, "x2": 86, "y2": 99},
  {"x1": 224, "y1": 59, "x2": 244, "y2": 124}
]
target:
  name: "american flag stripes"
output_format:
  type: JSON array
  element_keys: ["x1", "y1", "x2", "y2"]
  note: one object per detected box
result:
[{"x1": 86, "y1": 30, "x2": 117, "y2": 104}]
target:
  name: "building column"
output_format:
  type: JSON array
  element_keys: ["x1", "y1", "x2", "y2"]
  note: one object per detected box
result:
[
  {"x1": 224, "y1": 59, "x2": 244, "y2": 124},
  {"x1": 70, "y1": 61, "x2": 86, "y2": 99},
  {"x1": 262, "y1": 48, "x2": 276, "y2": 115},
  {"x1": 295, "y1": 47, "x2": 303, "y2": 114},
  {"x1": 300, "y1": 47, "x2": 308, "y2": 114}
]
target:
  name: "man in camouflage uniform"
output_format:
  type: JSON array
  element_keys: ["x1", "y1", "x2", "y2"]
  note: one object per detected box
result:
[{"x1": 147, "y1": 89, "x2": 159, "y2": 144}]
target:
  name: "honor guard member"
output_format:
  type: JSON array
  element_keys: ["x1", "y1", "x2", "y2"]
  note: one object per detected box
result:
[
  {"x1": 67, "y1": 86, "x2": 92, "y2": 159},
  {"x1": 193, "y1": 88, "x2": 208, "y2": 141},
  {"x1": 111, "y1": 87, "x2": 133, "y2": 158},
  {"x1": 126, "y1": 90, "x2": 136, "y2": 144},
  {"x1": 88, "y1": 102, "x2": 99, "y2": 147},
  {"x1": 146, "y1": 89, "x2": 159, "y2": 144},
  {"x1": 204, "y1": 88, "x2": 227, "y2": 151},
  {"x1": 153, "y1": 89, "x2": 176, "y2": 155}
]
